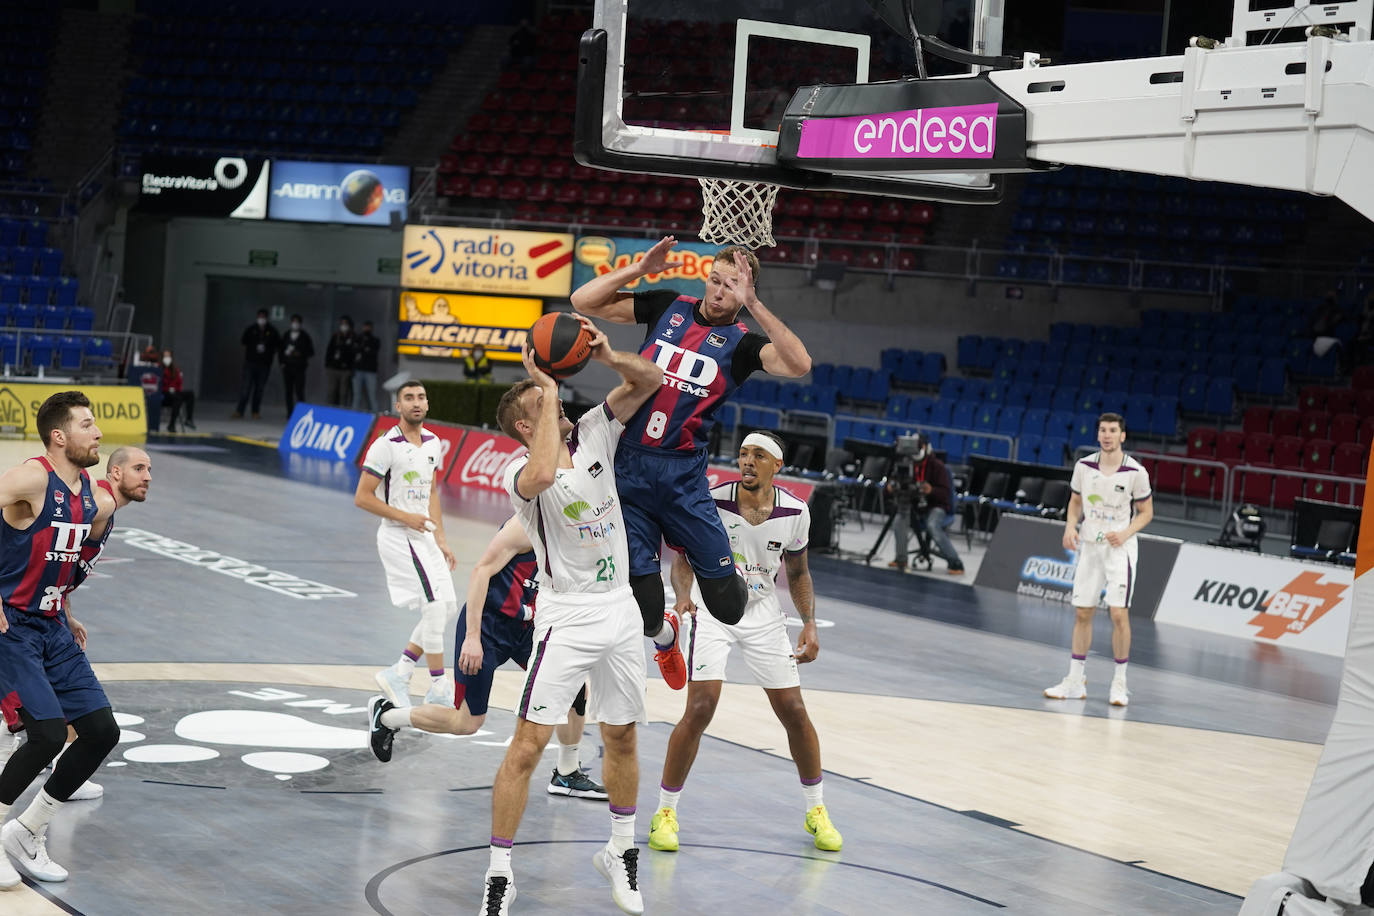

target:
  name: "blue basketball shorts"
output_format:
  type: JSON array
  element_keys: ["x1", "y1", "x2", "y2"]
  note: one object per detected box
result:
[
  {"x1": 453, "y1": 604, "x2": 533, "y2": 717},
  {"x1": 0, "y1": 609, "x2": 109, "y2": 723},
  {"x1": 614, "y1": 442, "x2": 735, "y2": 580}
]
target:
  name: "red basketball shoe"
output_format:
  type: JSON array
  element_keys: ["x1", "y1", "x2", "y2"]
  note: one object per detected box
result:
[{"x1": 654, "y1": 612, "x2": 687, "y2": 690}]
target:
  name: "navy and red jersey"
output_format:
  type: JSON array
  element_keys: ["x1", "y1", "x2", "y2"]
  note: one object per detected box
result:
[
  {"x1": 623, "y1": 290, "x2": 767, "y2": 452},
  {"x1": 0, "y1": 457, "x2": 99, "y2": 617},
  {"x1": 68, "y1": 479, "x2": 116, "y2": 594},
  {"x1": 479, "y1": 549, "x2": 538, "y2": 621}
]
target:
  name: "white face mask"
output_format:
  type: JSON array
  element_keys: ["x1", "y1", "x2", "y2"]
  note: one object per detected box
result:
[
  {"x1": 339, "y1": 324, "x2": 350, "y2": 334},
  {"x1": 256, "y1": 317, "x2": 267, "y2": 327},
  {"x1": 162, "y1": 356, "x2": 172, "y2": 366},
  {"x1": 291, "y1": 322, "x2": 301, "y2": 331}
]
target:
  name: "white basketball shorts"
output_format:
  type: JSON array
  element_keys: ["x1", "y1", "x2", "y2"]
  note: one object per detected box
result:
[
  {"x1": 1071, "y1": 538, "x2": 1138, "y2": 609},
  {"x1": 376, "y1": 524, "x2": 457, "y2": 609},
  {"x1": 686, "y1": 599, "x2": 800, "y2": 690},
  {"x1": 516, "y1": 585, "x2": 646, "y2": 727}
]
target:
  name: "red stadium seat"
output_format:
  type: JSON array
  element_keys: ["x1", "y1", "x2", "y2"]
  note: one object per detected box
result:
[
  {"x1": 470, "y1": 176, "x2": 499, "y2": 198},
  {"x1": 438, "y1": 175, "x2": 469, "y2": 197},
  {"x1": 486, "y1": 155, "x2": 514, "y2": 177},
  {"x1": 1326, "y1": 388, "x2": 1356, "y2": 415},
  {"x1": 582, "y1": 184, "x2": 612, "y2": 207},
  {"x1": 1362, "y1": 416, "x2": 1374, "y2": 445},
  {"x1": 1242, "y1": 405, "x2": 1271, "y2": 435},
  {"x1": 875, "y1": 200, "x2": 903, "y2": 223},
  {"x1": 1183, "y1": 465, "x2": 1217, "y2": 500},
  {"x1": 458, "y1": 154, "x2": 486, "y2": 175},
  {"x1": 1355, "y1": 365, "x2": 1374, "y2": 390},
  {"x1": 1271, "y1": 408, "x2": 1301, "y2": 437},
  {"x1": 816, "y1": 198, "x2": 843, "y2": 220},
  {"x1": 1272, "y1": 435, "x2": 1304, "y2": 469},
  {"x1": 1334, "y1": 441, "x2": 1367, "y2": 478},
  {"x1": 497, "y1": 179, "x2": 526, "y2": 201},
  {"x1": 1153, "y1": 460, "x2": 1183, "y2": 494},
  {"x1": 1304, "y1": 478, "x2": 1341, "y2": 503},
  {"x1": 894, "y1": 249, "x2": 918, "y2": 271},
  {"x1": 1237, "y1": 468, "x2": 1274, "y2": 507},
  {"x1": 844, "y1": 199, "x2": 873, "y2": 221},
  {"x1": 1216, "y1": 430, "x2": 1245, "y2": 464},
  {"x1": 437, "y1": 153, "x2": 460, "y2": 174},
  {"x1": 1242, "y1": 432, "x2": 1274, "y2": 465},
  {"x1": 1186, "y1": 427, "x2": 1216, "y2": 458},
  {"x1": 1298, "y1": 385, "x2": 1327, "y2": 412},
  {"x1": 1302, "y1": 438, "x2": 1334, "y2": 471},
  {"x1": 1299, "y1": 410, "x2": 1330, "y2": 440},
  {"x1": 1330, "y1": 412, "x2": 1360, "y2": 444},
  {"x1": 552, "y1": 183, "x2": 581, "y2": 204},
  {"x1": 1273, "y1": 475, "x2": 1302, "y2": 510},
  {"x1": 1358, "y1": 390, "x2": 1374, "y2": 417},
  {"x1": 543, "y1": 159, "x2": 570, "y2": 180}
]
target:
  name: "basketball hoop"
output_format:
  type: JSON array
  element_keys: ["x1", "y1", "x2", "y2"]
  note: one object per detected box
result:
[{"x1": 697, "y1": 178, "x2": 780, "y2": 249}]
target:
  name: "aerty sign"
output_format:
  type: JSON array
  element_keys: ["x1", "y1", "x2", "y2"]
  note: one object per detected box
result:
[
  {"x1": 1154, "y1": 544, "x2": 1353, "y2": 656},
  {"x1": 402, "y1": 226, "x2": 575, "y2": 297}
]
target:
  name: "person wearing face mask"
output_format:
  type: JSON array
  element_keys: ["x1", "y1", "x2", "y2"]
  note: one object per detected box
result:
[
  {"x1": 463, "y1": 344, "x2": 492, "y2": 383},
  {"x1": 279, "y1": 314, "x2": 315, "y2": 416},
  {"x1": 158, "y1": 350, "x2": 195, "y2": 433},
  {"x1": 233, "y1": 309, "x2": 279, "y2": 419},
  {"x1": 324, "y1": 316, "x2": 355, "y2": 407},
  {"x1": 350, "y1": 320, "x2": 380, "y2": 412}
]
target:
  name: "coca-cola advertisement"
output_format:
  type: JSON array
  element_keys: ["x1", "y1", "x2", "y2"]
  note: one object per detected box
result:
[
  {"x1": 447, "y1": 429, "x2": 528, "y2": 493},
  {"x1": 355, "y1": 416, "x2": 468, "y2": 481},
  {"x1": 705, "y1": 467, "x2": 816, "y2": 503}
]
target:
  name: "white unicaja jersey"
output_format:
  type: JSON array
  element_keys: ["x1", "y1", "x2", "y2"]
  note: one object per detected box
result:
[
  {"x1": 1071, "y1": 451, "x2": 1152, "y2": 544},
  {"x1": 361, "y1": 424, "x2": 445, "y2": 527},
  {"x1": 504, "y1": 402, "x2": 628, "y2": 596},
  {"x1": 705, "y1": 482, "x2": 810, "y2": 612}
]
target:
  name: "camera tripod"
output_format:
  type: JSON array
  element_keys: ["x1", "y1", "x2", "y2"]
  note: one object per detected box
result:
[{"x1": 864, "y1": 501, "x2": 935, "y2": 571}]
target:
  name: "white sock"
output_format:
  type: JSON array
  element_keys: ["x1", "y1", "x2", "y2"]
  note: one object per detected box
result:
[
  {"x1": 488, "y1": 842, "x2": 513, "y2": 873},
  {"x1": 657, "y1": 784, "x2": 682, "y2": 812},
  {"x1": 801, "y1": 778, "x2": 824, "y2": 810},
  {"x1": 651, "y1": 620, "x2": 674, "y2": 649},
  {"x1": 1114, "y1": 661, "x2": 1129, "y2": 681},
  {"x1": 609, "y1": 807, "x2": 636, "y2": 854},
  {"x1": 380, "y1": 707, "x2": 413, "y2": 729},
  {"x1": 396, "y1": 654, "x2": 416, "y2": 675},
  {"x1": 556, "y1": 742, "x2": 580, "y2": 776},
  {"x1": 1069, "y1": 658, "x2": 1086, "y2": 681},
  {"x1": 18, "y1": 789, "x2": 61, "y2": 834}
]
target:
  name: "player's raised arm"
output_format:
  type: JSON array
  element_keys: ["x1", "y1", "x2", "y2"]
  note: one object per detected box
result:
[
  {"x1": 582, "y1": 314, "x2": 663, "y2": 423},
  {"x1": 725, "y1": 251, "x2": 811, "y2": 378},
  {"x1": 459, "y1": 516, "x2": 534, "y2": 675},
  {"x1": 570, "y1": 235, "x2": 677, "y2": 323},
  {"x1": 513, "y1": 345, "x2": 564, "y2": 499}
]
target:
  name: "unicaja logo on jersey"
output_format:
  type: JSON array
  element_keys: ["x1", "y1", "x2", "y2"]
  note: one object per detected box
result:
[{"x1": 289, "y1": 409, "x2": 355, "y2": 460}]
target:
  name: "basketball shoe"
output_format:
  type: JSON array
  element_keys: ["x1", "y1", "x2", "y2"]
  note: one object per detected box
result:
[
  {"x1": 479, "y1": 869, "x2": 515, "y2": 915},
  {"x1": 805, "y1": 805, "x2": 843, "y2": 851},
  {"x1": 2, "y1": 819, "x2": 67, "y2": 882},
  {"x1": 423, "y1": 673, "x2": 452, "y2": 707},
  {"x1": 1044, "y1": 676, "x2": 1087, "y2": 700},
  {"x1": 375, "y1": 665, "x2": 412, "y2": 708},
  {"x1": 593, "y1": 844, "x2": 643, "y2": 915},
  {"x1": 648, "y1": 807, "x2": 679, "y2": 851},
  {"x1": 653, "y1": 612, "x2": 687, "y2": 691},
  {"x1": 67, "y1": 781, "x2": 103, "y2": 801},
  {"x1": 368, "y1": 696, "x2": 398, "y2": 763},
  {"x1": 547, "y1": 767, "x2": 608, "y2": 800},
  {"x1": 1109, "y1": 678, "x2": 1129, "y2": 707},
  {"x1": 0, "y1": 839, "x2": 18, "y2": 889}
]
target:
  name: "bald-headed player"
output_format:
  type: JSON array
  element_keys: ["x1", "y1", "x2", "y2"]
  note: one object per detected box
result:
[
  {"x1": 0, "y1": 447, "x2": 151, "y2": 810},
  {"x1": 572, "y1": 236, "x2": 813, "y2": 691},
  {"x1": 650, "y1": 430, "x2": 841, "y2": 855}
]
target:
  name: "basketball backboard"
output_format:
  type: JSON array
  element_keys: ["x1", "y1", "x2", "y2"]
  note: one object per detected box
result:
[{"x1": 576, "y1": 0, "x2": 1013, "y2": 202}]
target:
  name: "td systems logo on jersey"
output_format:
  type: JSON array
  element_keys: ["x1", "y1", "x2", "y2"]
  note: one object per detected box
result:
[
  {"x1": 649, "y1": 340, "x2": 719, "y2": 399},
  {"x1": 45, "y1": 521, "x2": 91, "y2": 562}
]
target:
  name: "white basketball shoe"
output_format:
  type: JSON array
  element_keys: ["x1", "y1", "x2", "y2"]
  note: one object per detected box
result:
[
  {"x1": 1044, "y1": 676, "x2": 1087, "y2": 700},
  {"x1": 2, "y1": 819, "x2": 67, "y2": 882},
  {"x1": 374, "y1": 666, "x2": 412, "y2": 708},
  {"x1": 1110, "y1": 678, "x2": 1130, "y2": 707}
]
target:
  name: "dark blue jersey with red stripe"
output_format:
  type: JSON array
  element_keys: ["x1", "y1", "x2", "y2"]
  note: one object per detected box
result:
[
  {"x1": 67, "y1": 479, "x2": 115, "y2": 594},
  {"x1": 624, "y1": 294, "x2": 757, "y2": 451},
  {"x1": 478, "y1": 549, "x2": 538, "y2": 620},
  {"x1": 0, "y1": 457, "x2": 98, "y2": 617}
]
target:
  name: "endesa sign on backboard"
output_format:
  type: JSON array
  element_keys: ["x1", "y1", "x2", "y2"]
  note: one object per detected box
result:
[
  {"x1": 138, "y1": 154, "x2": 270, "y2": 219},
  {"x1": 1154, "y1": 544, "x2": 1354, "y2": 656},
  {"x1": 355, "y1": 415, "x2": 468, "y2": 482},
  {"x1": 402, "y1": 226, "x2": 575, "y2": 297},
  {"x1": 396, "y1": 291, "x2": 540, "y2": 362},
  {"x1": 573, "y1": 236, "x2": 720, "y2": 300},
  {"x1": 267, "y1": 161, "x2": 410, "y2": 226}
]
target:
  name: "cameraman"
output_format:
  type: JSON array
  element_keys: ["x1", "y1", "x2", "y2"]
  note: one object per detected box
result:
[{"x1": 886, "y1": 434, "x2": 964, "y2": 575}]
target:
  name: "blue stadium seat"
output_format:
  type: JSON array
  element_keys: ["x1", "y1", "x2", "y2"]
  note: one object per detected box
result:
[
  {"x1": 39, "y1": 305, "x2": 63, "y2": 329},
  {"x1": 1050, "y1": 387, "x2": 1078, "y2": 413},
  {"x1": 918, "y1": 352, "x2": 944, "y2": 385},
  {"x1": 1004, "y1": 382, "x2": 1031, "y2": 408},
  {"x1": 11, "y1": 303, "x2": 38, "y2": 328},
  {"x1": 53, "y1": 278, "x2": 77, "y2": 308},
  {"x1": 67, "y1": 306, "x2": 94, "y2": 333},
  {"x1": 962, "y1": 378, "x2": 988, "y2": 402},
  {"x1": 928, "y1": 399, "x2": 953, "y2": 428},
  {"x1": 57, "y1": 336, "x2": 82, "y2": 372},
  {"x1": 1150, "y1": 396, "x2": 1179, "y2": 437},
  {"x1": 1123, "y1": 397, "x2": 1152, "y2": 435},
  {"x1": 974, "y1": 404, "x2": 1000, "y2": 432},
  {"x1": 1070, "y1": 413, "x2": 1099, "y2": 451},
  {"x1": 1028, "y1": 384, "x2": 1054, "y2": 410},
  {"x1": 1017, "y1": 433, "x2": 1043, "y2": 464},
  {"x1": 1180, "y1": 373, "x2": 1209, "y2": 413},
  {"x1": 880, "y1": 348, "x2": 903, "y2": 373},
  {"x1": 1021, "y1": 408, "x2": 1049, "y2": 438},
  {"x1": 1204, "y1": 377, "x2": 1235, "y2": 417},
  {"x1": 938, "y1": 377, "x2": 963, "y2": 401},
  {"x1": 951, "y1": 400, "x2": 978, "y2": 430},
  {"x1": 957, "y1": 335, "x2": 980, "y2": 369},
  {"x1": 25, "y1": 333, "x2": 53, "y2": 371},
  {"x1": 83, "y1": 336, "x2": 115, "y2": 371},
  {"x1": 866, "y1": 370, "x2": 890, "y2": 402},
  {"x1": 996, "y1": 406, "x2": 1024, "y2": 438},
  {"x1": 885, "y1": 395, "x2": 909, "y2": 421},
  {"x1": 811, "y1": 363, "x2": 834, "y2": 387},
  {"x1": 906, "y1": 396, "x2": 934, "y2": 423},
  {"x1": 37, "y1": 248, "x2": 61, "y2": 276},
  {"x1": 26, "y1": 277, "x2": 52, "y2": 305}
]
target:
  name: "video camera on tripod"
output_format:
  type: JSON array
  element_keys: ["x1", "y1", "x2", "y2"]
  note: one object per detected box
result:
[{"x1": 889, "y1": 434, "x2": 933, "y2": 511}]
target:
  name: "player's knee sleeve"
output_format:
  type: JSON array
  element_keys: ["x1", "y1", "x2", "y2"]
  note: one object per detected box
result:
[
  {"x1": 419, "y1": 600, "x2": 449, "y2": 654},
  {"x1": 70, "y1": 707, "x2": 120, "y2": 757},
  {"x1": 630, "y1": 573, "x2": 665, "y2": 636},
  {"x1": 20, "y1": 715, "x2": 66, "y2": 759},
  {"x1": 698, "y1": 573, "x2": 748, "y2": 626},
  {"x1": 44, "y1": 708, "x2": 118, "y2": 802},
  {"x1": 570, "y1": 684, "x2": 587, "y2": 717}
]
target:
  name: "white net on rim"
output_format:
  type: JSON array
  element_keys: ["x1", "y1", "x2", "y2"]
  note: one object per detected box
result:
[{"x1": 697, "y1": 178, "x2": 780, "y2": 249}]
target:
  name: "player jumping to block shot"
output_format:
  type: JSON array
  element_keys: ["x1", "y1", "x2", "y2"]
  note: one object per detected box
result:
[{"x1": 571, "y1": 236, "x2": 812, "y2": 691}]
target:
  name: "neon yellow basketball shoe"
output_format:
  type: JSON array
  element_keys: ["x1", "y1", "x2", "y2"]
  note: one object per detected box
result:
[
  {"x1": 648, "y1": 807, "x2": 679, "y2": 852},
  {"x1": 805, "y1": 805, "x2": 843, "y2": 851}
]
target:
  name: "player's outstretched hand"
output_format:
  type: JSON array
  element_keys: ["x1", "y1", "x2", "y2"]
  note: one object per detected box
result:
[
  {"x1": 640, "y1": 235, "x2": 677, "y2": 275},
  {"x1": 574, "y1": 314, "x2": 611, "y2": 362},
  {"x1": 728, "y1": 249, "x2": 758, "y2": 308},
  {"x1": 794, "y1": 622, "x2": 819, "y2": 664},
  {"x1": 458, "y1": 633, "x2": 483, "y2": 676},
  {"x1": 439, "y1": 542, "x2": 456, "y2": 570},
  {"x1": 521, "y1": 341, "x2": 556, "y2": 389},
  {"x1": 1062, "y1": 528, "x2": 1080, "y2": 551}
]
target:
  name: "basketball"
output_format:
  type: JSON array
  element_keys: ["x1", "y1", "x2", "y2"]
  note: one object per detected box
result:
[{"x1": 529, "y1": 313, "x2": 594, "y2": 379}]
